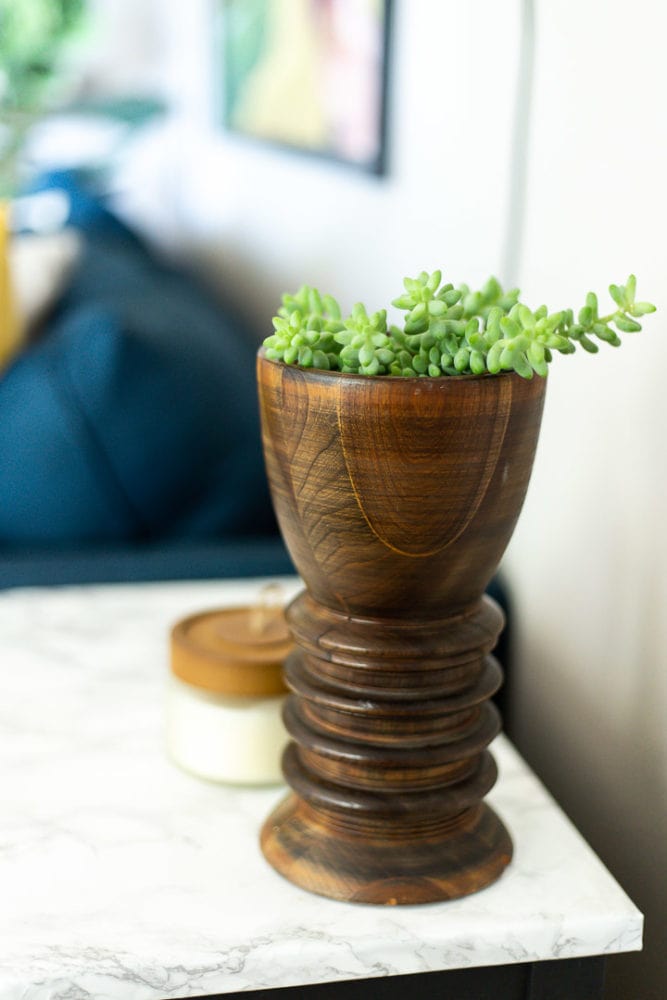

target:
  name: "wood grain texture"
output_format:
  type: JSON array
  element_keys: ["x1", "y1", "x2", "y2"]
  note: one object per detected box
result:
[{"x1": 257, "y1": 355, "x2": 546, "y2": 904}]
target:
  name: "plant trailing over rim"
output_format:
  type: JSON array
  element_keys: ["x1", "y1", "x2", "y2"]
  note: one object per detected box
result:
[{"x1": 262, "y1": 271, "x2": 656, "y2": 379}]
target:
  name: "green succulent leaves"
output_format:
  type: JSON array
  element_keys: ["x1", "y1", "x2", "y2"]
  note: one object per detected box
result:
[{"x1": 263, "y1": 272, "x2": 656, "y2": 379}]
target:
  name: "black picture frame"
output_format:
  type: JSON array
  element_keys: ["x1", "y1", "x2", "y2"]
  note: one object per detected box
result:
[{"x1": 218, "y1": 0, "x2": 392, "y2": 176}]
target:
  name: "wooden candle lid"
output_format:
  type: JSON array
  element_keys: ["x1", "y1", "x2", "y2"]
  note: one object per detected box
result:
[{"x1": 171, "y1": 606, "x2": 292, "y2": 696}]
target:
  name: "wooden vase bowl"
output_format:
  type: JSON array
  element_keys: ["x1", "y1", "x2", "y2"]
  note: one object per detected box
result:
[{"x1": 257, "y1": 354, "x2": 546, "y2": 904}]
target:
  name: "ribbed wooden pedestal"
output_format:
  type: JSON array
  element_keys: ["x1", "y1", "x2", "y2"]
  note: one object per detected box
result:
[{"x1": 261, "y1": 593, "x2": 512, "y2": 903}]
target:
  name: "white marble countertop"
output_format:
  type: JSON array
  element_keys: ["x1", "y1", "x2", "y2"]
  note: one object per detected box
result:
[{"x1": 0, "y1": 579, "x2": 642, "y2": 999}]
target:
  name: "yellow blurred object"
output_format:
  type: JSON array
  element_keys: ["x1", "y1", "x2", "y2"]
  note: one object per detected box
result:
[{"x1": 0, "y1": 202, "x2": 22, "y2": 371}]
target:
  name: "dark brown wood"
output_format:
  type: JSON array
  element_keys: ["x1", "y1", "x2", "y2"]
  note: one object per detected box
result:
[{"x1": 257, "y1": 354, "x2": 546, "y2": 904}]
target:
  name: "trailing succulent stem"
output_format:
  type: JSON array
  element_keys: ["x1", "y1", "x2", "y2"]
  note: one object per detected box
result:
[{"x1": 263, "y1": 271, "x2": 656, "y2": 379}]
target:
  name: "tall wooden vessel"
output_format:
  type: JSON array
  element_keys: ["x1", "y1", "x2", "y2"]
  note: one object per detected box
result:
[{"x1": 257, "y1": 353, "x2": 546, "y2": 904}]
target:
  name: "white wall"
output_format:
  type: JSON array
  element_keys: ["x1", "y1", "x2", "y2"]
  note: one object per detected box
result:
[
  {"x1": 502, "y1": 3, "x2": 667, "y2": 997},
  {"x1": 102, "y1": 0, "x2": 521, "y2": 328},
  {"x1": 78, "y1": 2, "x2": 666, "y2": 995}
]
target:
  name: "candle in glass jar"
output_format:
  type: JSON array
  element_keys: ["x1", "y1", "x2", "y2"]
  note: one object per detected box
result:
[{"x1": 166, "y1": 602, "x2": 292, "y2": 785}]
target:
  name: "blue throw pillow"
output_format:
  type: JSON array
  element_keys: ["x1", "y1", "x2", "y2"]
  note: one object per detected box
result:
[{"x1": 1, "y1": 308, "x2": 135, "y2": 542}]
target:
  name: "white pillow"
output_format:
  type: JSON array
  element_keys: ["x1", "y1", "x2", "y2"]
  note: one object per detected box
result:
[{"x1": 10, "y1": 228, "x2": 82, "y2": 337}]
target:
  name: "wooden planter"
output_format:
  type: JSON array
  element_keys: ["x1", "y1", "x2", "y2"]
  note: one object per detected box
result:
[{"x1": 257, "y1": 353, "x2": 546, "y2": 904}]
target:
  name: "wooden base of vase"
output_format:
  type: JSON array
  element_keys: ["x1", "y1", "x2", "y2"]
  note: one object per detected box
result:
[
  {"x1": 262, "y1": 791, "x2": 512, "y2": 905},
  {"x1": 260, "y1": 592, "x2": 513, "y2": 905}
]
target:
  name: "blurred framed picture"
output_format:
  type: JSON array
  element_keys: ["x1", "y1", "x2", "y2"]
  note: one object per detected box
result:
[{"x1": 220, "y1": 0, "x2": 392, "y2": 175}]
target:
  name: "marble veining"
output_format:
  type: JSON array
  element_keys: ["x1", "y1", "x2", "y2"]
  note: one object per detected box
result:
[{"x1": 0, "y1": 580, "x2": 642, "y2": 999}]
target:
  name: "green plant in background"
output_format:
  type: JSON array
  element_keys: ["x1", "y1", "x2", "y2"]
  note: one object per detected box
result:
[
  {"x1": 263, "y1": 272, "x2": 656, "y2": 379},
  {"x1": 0, "y1": 0, "x2": 86, "y2": 192}
]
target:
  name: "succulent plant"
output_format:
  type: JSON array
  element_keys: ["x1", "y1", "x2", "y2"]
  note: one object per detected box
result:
[{"x1": 263, "y1": 271, "x2": 656, "y2": 379}]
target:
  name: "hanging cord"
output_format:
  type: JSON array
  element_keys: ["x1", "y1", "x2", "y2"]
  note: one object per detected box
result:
[{"x1": 501, "y1": 0, "x2": 536, "y2": 288}]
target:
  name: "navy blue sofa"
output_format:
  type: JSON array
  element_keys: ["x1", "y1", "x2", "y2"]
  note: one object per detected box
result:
[{"x1": 0, "y1": 172, "x2": 294, "y2": 589}]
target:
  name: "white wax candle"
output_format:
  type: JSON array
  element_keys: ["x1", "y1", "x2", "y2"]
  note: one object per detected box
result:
[{"x1": 166, "y1": 675, "x2": 287, "y2": 785}]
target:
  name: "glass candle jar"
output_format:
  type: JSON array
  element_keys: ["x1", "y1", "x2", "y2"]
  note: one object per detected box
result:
[{"x1": 166, "y1": 604, "x2": 292, "y2": 785}]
